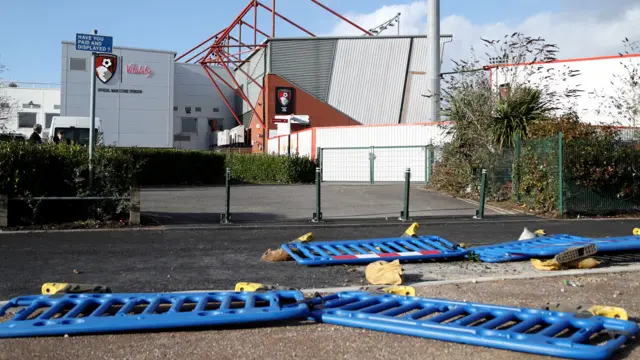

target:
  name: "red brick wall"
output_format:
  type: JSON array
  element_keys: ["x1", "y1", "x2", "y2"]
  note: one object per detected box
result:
[
  {"x1": 264, "y1": 74, "x2": 360, "y2": 136},
  {"x1": 248, "y1": 74, "x2": 361, "y2": 153}
]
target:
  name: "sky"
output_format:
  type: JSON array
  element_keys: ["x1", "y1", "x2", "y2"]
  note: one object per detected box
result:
[{"x1": 1, "y1": 0, "x2": 639, "y2": 84}]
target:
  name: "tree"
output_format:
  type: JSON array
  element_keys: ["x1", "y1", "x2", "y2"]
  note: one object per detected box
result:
[
  {"x1": 491, "y1": 86, "x2": 555, "y2": 150},
  {"x1": 431, "y1": 32, "x2": 583, "y2": 199},
  {"x1": 0, "y1": 60, "x2": 16, "y2": 133},
  {"x1": 440, "y1": 32, "x2": 581, "y2": 154},
  {"x1": 591, "y1": 38, "x2": 640, "y2": 129}
]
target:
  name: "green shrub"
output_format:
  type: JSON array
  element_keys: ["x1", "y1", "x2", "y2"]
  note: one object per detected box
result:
[
  {"x1": 225, "y1": 153, "x2": 315, "y2": 184},
  {"x1": 118, "y1": 147, "x2": 226, "y2": 186},
  {"x1": 517, "y1": 137, "x2": 560, "y2": 212},
  {"x1": 120, "y1": 147, "x2": 316, "y2": 185},
  {"x1": 0, "y1": 142, "x2": 136, "y2": 224},
  {"x1": 0, "y1": 142, "x2": 316, "y2": 224}
]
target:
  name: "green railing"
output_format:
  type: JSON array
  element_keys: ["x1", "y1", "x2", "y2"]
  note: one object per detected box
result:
[
  {"x1": 562, "y1": 138, "x2": 640, "y2": 215},
  {"x1": 509, "y1": 131, "x2": 640, "y2": 215},
  {"x1": 511, "y1": 133, "x2": 562, "y2": 214}
]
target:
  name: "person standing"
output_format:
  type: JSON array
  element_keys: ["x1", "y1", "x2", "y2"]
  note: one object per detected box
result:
[
  {"x1": 28, "y1": 124, "x2": 43, "y2": 144},
  {"x1": 53, "y1": 130, "x2": 66, "y2": 145}
]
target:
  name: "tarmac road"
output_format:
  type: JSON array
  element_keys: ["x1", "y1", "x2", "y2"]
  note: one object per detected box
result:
[{"x1": 1, "y1": 218, "x2": 639, "y2": 299}]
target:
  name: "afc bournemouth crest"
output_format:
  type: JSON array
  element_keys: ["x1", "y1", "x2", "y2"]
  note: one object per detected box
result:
[
  {"x1": 95, "y1": 54, "x2": 118, "y2": 84},
  {"x1": 275, "y1": 87, "x2": 295, "y2": 115}
]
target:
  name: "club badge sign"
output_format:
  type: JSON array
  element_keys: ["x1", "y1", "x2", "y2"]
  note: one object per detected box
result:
[
  {"x1": 95, "y1": 54, "x2": 118, "y2": 84},
  {"x1": 275, "y1": 87, "x2": 295, "y2": 115}
]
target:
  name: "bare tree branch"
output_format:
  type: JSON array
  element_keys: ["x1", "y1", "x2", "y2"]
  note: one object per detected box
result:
[
  {"x1": 590, "y1": 38, "x2": 640, "y2": 128},
  {"x1": 0, "y1": 60, "x2": 17, "y2": 133}
]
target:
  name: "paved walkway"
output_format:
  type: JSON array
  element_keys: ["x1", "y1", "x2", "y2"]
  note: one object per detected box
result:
[{"x1": 141, "y1": 184, "x2": 511, "y2": 224}]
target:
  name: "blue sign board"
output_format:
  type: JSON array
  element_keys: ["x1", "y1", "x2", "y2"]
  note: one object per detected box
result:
[{"x1": 75, "y1": 33, "x2": 113, "y2": 53}]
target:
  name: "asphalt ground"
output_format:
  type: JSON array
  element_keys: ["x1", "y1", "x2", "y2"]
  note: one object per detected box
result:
[
  {"x1": 1, "y1": 218, "x2": 639, "y2": 299},
  {"x1": 141, "y1": 184, "x2": 509, "y2": 225},
  {"x1": 1, "y1": 272, "x2": 639, "y2": 360}
]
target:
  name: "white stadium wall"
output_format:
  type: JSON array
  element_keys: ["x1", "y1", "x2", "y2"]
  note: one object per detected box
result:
[
  {"x1": 267, "y1": 122, "x2": 451, "y2": 182},
  {"x1": 490, "y1": 55, "x2": 640, "y2": 127}
]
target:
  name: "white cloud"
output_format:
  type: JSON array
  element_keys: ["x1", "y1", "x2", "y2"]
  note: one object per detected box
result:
[{"x1": 329, "y1": 1, "x2": 640, "y2": 70}]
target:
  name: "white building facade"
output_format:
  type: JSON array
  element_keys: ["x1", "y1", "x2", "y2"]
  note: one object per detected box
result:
[
  {"x1": 490, "y1": 54, "x2": 640, "y2": 127},
  {"x1": 58, "y1": 42, "x2": 238, "y2": 148},
  {"x1": 0, "y1": 83, "x2": 60, "y2": 138}
]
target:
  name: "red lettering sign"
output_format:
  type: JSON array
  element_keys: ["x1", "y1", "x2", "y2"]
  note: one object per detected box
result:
[{"x1": 126, "y1": 64, "x2": 153, "y2": 78}]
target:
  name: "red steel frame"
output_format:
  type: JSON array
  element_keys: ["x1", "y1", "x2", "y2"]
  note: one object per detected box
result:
[{"x1": 176, "y1": 0, "x2": 372, "y2": 127}]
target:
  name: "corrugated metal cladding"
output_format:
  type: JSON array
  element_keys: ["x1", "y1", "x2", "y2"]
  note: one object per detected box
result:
[
  {"x1": 328, "y1": 38, "x2": 411, "y2": 125},
  {"x1": 401, "y1": 37, "x2": 428, "y2": 124},
  {"x1": 269, "y1": 39, "x2": 337, "y2": 101},
  {"x1": 401, "y1": 36, "x2": 453, "y2": 123},
  {"x1": 240, "y1": 111, "x2": 253, "y2": 129},
  {"x1": 236, "y1": 48, "x2": 266, "y2": 114}
]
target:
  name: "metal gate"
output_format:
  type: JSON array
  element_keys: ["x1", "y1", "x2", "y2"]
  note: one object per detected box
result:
[
  {"x1": 318, "y1": 145, "x2": 437, "y2": 183},
  {"x1": 309, "y1": 292, "x2": 638, "y2": 360}
]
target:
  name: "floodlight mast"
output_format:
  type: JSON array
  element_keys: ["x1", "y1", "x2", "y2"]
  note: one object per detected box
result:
[{"x1": 176, "y1": 0, "x2": 373, "y2": 129}]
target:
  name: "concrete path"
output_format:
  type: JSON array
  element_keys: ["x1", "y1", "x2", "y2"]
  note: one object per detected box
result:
[{"x1": 141, "y1": 184, "x2": 511, "y2": 224}]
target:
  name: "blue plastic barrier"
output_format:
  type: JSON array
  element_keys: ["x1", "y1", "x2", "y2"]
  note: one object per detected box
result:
[
  {"x1": 0, "y1": 291, "x2": 309, "y2": 338},
  {"x1": 281, "y1": 236, "x2": 468, "y2": 266},
  {"x1": 473, "y1": 235, "x2": 640, "y2": 263},
  {"x1": 309, "y1": 292, "x2": 638, "y2": 360}
]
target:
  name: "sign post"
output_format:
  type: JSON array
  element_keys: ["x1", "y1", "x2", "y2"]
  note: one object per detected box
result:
[{"x1": 75, "y1": 31, "x2": 113, "y2": 188}]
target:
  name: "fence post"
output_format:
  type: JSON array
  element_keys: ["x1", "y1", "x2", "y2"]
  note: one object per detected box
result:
[
  {"x1": 424, "y1": 146, "x2": 429, "y2": 185},
  {"x1": 558, "y1": 131, "x2": 564, "y2": 216},
  {"x1": 317, "y1": 147, "x2": 324, "y2": 182},
  {"x1": 400, "y1": 168, "x2": 411, "y2": 221},
  {"x1": 312, "y1": 167, "x2": 323, "y2": 222},
  {"x1": 474, "y1": 169, "x2": 487, "y2": 219},
  {"x1": 513, "y1": 133, "x2": 521, "y2": 202},
  {"x1": 221, "y1": 167, "x2": 232, "y2": 224},
  {"x1": 129, "y1": 187, "x2": 140, "y2": 225},
  {"x1": 369, "y1": 146, "x2": 375, "y2": 184},
  {"x1": 428, "y1": 145, "x2": 435, "y2": 183},
  {"x1": 0, "y1": 194, "x2": 7, "y2": 227}
]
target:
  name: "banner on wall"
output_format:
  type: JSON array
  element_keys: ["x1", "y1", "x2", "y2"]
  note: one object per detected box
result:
[{"x1": 275, "y1": 87, "x2": 295, "y2": 115}]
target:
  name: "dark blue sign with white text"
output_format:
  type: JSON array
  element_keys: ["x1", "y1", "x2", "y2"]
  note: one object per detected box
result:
[{"x1": 75, "y1": 33, "x2": 113, "y2": 53}]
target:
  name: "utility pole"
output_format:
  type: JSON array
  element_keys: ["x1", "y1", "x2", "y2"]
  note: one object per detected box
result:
[
  {"x1": 427, "y1": 0, "x2": 441, "y2": 122},
  {"x1": 88, "y1": 29, "x2": 98, "y2": 188}
]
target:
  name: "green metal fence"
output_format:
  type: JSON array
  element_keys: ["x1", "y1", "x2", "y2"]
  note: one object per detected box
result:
[
  {"x1": 507, "y1": 131, "x2": 640, "y2": 215},
  {"x1": 318, "y1": 145, "x2": 437, "y2": 184},
  {"x1": 511, "y1": 133, "x2": 562, "y2": 213},
  {"x1": 563, "y1": 137, "x2": 640, "y2": 215}
]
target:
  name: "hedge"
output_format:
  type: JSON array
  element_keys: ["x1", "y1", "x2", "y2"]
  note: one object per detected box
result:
[
  {"x1": 0, "y1": 143, "x2": 316, "y2": 224},
  {"x1": 225, "y1": 153, "x2": 316, "y2": 184},
  {"x1": 118, "y1": 147, "x2": 227, "y2": 186},
  {"x1": 120, "y1": 147, "x2": 316, "y2": 185},
  {"x1": 0, "y1": 142, "x2": 137, "y2": 224}
]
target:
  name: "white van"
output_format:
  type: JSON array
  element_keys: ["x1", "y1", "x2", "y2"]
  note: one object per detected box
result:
[{"x1": 48, "y1": 116, "x2": 101, "y2": 145}]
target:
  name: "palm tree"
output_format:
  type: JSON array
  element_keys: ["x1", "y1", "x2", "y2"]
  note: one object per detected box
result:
[{"x1": 491, "y1": 86, "x2": 554, "y2": 150}]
